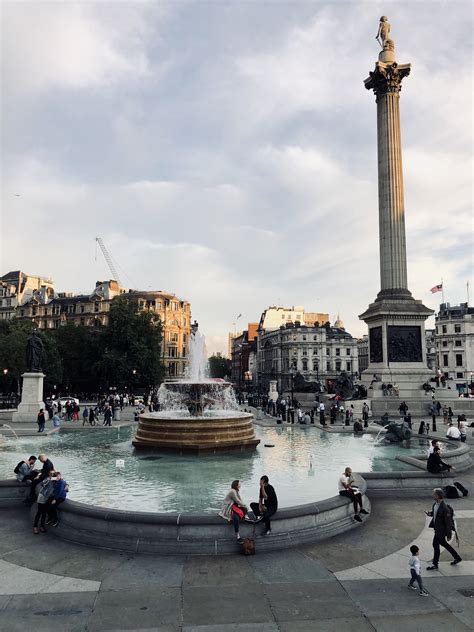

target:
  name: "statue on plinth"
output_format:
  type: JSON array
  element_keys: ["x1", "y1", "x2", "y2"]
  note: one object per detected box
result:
[
  {"x1": 376, "y1": 16, "x2": 394, "y2": 51},
  {"x1": 26, "y1": 331, "x2": 44, "y2": 372}
]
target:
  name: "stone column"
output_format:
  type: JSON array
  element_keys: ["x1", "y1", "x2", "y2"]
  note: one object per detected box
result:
[{"x1": 365, "y1": 55, "x2": 411, "y2": 299}]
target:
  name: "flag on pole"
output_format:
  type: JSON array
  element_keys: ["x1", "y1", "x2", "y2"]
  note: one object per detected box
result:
[
  {"x1": 236, "y1": 313, "x2": 242, "y2": 319},
  {"x1": 430, "y1": 284, "x2": 443, "y2": 294}
]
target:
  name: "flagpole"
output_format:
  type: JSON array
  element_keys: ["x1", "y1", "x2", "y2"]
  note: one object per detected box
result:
[
  {"x1": 441, "y1": 277, "x2": 444, "y2": 304},
  {"x1": 467, "y1": 281, "x2": 470, "y2": 306}
]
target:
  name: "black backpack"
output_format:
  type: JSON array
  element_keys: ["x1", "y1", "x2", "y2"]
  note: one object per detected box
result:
[
  {"x1": 13, "y1": 461, "x2": 24, "y2": 474},
  {"x1": 454, "y1": 481, "x2": 468, "y2": 497},
  {"x1": 444, "y1": 485, "x2": 461, "y2": 499}
]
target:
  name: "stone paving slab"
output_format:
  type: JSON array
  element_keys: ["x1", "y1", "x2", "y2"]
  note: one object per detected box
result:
[
  {"x1": 248, "y1": 548, "x2": 333, "y2": 583},
  {"x1": 264, "y1": 582, "x2": 360, "y2": 621},
  {"x1": 0, "y1": 591, "x2": 96, "y2": 632},
  {"x1": 183, "y1": 624, "x2": 279, "y2": 632},
  {"x1": 183, "y1": 555, "x2": 258, "y2": 587},
  {"x1": 87, "y1": 587, "x2": 182, "y2": 631},
  {"x1": 341, "y1": 578, "x2": 447, "y2": 617},
  {"x1": 0, "y1": 559, "x2": 100, "y2": 595},
  {"x1": 278, "y1": 618, "x2": 375, "y2": 631},
  {"x1": 367, "y1": 611, "x2": 472, "y2": 631},
  {"x1": 100, "y1": 554, "x2": 184, "y2": 589},
  {"x1": 183, "y1": 584, "x2": 273, "y2": 626}
]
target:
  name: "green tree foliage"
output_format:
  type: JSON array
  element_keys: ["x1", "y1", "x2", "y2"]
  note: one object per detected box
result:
[
  {"x1": 0, "y1": 319, "x2": 62, "y2": 394},
  {"x1": 208, "y1": 354, "x2": 232, "y2": 379},
  {"x1": 99, "y1": 296, "x2": 164, "y2": 390},
  {"x1": 0, "y1": 298, "x2": 165, "y2": 395}
]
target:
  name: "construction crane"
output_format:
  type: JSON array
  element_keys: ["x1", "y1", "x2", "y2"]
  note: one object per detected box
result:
[{"x1": 95, "y1": 237, "x2": 123, "y2": 286}]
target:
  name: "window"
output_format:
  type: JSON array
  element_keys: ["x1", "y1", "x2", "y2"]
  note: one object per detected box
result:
[
  {"x1": 326, "y1": 361, "x2": 331, "y2": 371},
  {"x1": 442, "y1": 341, "x2": 448, "y2": 347},
  {"x1": 335, "y1": 361, "x2": 341, "y2": 372},
  {"x1": 94, "y1": 303, "x2": 99, "y2": 313},
  {"x1": 80, "y1": 318, "x2": 85, "y2": 326},
  {"x1": 80, "y1": 305, "x2": 85, "y2": 313},
  {"x1": 32, "y1": 307, "x2": 36, "y2": 316},
  {"x1": 302, "y1": 359, "x2": 308, "y2": 371},
  {"x1": 313, "y1": 362, "x2": 319, "y2": 372},
  {"x1": 346, "y1": 349, "x2": 351, "y2": 356},
  {"x1": 456, "y1": 372, "x2": 463, "y2": 379},
  {"x1": 313, "y1": 335, "x2": 318, "y2": 341},
  {"x1": 443, "y1": 354, "x2": 448, "y2": 367},
  {"x1": 282, "y1": 314, "x2": 285, "y2": 319},
  {"x1": 302, "y1": 350, "x2": 307, "y2": 356},
  {"x1": 335, "y1": 348, "x2": 340, "y2": 356},
  {"x1": 454, "y1": 324, "x2": 461, "y2": 333},
  {"x1": 455, "y1": 354, "x2": 463, "y2": 367},
  {"x1": 346, "y1": 362, "x2": 351, "y2": 371},
  {"x1": 293, "y1": 335, "x2": 297, "y2": 341},
  {"x1": 442, "y1": 325, "x2": 447, "y2": 334},
  {"x1": 313, "y1": 349, "x2": 318, "y2": 355},
  {"x1": 455, "y1": 340, "x2": 462, "y2": 347},
  {"x1": 326, "y1": 348, "x2": 330, "y2": 355}
]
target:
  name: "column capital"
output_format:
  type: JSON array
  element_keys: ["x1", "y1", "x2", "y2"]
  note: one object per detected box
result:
[{"x1": 364, "y1": 61, "x2": 411, "y2": 99}]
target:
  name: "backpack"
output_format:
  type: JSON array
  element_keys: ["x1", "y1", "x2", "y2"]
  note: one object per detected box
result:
[
  {"x1": 454, "y1": 481, "x2": 468, "y2": 497},
  {"x1": 13, "y1": 461, "x2": 24, "y2": 474},
  {"x1": 240, "y1": 537, "x2": 256, "y2": 555},
  {"x1": 444, "y1": 485, "x2": 461, "y2": 499}
]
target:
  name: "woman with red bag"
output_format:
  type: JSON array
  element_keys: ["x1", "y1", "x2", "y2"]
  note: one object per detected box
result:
[{"x1": 218, "y1": 479, "x2": 248, "y2": 543}]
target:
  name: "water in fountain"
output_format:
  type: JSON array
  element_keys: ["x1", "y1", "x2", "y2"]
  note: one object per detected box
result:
[{"x1": 156, "y1": 327, "x2": 239, "y2": 416}]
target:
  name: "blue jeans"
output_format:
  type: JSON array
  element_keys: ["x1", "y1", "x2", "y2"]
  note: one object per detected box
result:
[{"x1": 409, "y1": 569, "x2": 423, "y2": 591}]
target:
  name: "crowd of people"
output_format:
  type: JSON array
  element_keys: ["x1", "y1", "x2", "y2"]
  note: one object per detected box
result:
[{"x1": 15, "y1": 453, "x2": 68, "y2": 532}]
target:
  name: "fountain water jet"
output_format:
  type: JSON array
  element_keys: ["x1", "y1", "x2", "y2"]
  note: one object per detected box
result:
[{"x1": 132, "y1": 324, "x2": 260, "y2": 453}]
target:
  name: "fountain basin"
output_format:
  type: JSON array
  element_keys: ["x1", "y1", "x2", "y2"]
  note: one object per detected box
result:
[{"x1": 132, "y1": 411, "x2": 260, "y2": 453}]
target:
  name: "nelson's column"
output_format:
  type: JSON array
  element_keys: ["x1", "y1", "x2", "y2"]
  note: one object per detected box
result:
[{"x1": 359, "y1": 18, "x2": 435, "y2": 403}]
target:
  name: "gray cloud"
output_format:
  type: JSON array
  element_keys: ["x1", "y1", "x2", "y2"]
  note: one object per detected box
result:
[{"x1": 1, "y1": 1, "x2": 472, "y2": 353}]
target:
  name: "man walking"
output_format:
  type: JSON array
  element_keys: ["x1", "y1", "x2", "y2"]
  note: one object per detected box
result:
[{"x1": 426, "y1": 488, "x2": 462, "y2": 570}]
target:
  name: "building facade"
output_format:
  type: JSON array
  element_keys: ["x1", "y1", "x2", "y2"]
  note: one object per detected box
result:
[
  {"x1": 435, "y1": 302, "x2": 474, "y2": 392},
  {"x1": 258, "y1": 306, "x2": 329, "y2": 331},
  {"x1": 1, "y1": 271, "x2": 191, "y2": 378},
  {"x1": 231, "y1": 323, "x2": 258, "y2": 388},
  {"x1": 256, "y1": 322, "x2": 359, "y2": 394},
  {"x1": 357, "y1": 335, "x2": 369, "y2": 374}
]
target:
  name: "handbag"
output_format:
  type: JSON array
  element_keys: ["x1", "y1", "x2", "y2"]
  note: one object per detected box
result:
[{"x1": 231, "y1": 504, "x2": 244, "y2": 520}]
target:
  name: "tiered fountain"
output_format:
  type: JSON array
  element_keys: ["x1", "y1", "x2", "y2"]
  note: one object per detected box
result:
[{"x1": 132, "y1": 325, "x2": 260, "y2": 453}]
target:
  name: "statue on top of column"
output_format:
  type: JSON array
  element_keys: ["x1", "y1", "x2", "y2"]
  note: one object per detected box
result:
[{"x1": 376, "y1": 16, "x2": 395, "y2": 51}]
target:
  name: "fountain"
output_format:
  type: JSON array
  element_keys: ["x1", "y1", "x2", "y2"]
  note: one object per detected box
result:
[{"x1": 132, "y1": 325, "x2": 260, "y2": 453}]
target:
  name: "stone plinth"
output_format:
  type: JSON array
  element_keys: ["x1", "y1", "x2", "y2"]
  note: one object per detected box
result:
[{"x1": 12, "y1": 373, "x2": 45, "y2": 423}]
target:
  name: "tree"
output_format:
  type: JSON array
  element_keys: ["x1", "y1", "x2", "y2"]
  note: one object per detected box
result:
[
  {"x1": 52, "y1": 323, "x2": 101, "y2": 394},
  {"x1": 208, "y1": 354, "x2": 232, "y2": 379},
  {"x1": 99, "y1": 296, "x2": 164, "y2": 390}
]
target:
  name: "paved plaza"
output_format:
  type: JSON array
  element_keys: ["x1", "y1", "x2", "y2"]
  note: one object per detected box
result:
[{"x1": 0, "y1": 447, "x2": 473, "y2": 632}]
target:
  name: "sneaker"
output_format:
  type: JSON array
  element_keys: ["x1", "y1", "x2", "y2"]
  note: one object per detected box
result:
[
  {"x1": 419, "y1": 590, "x2": 429, "y2": 597},
  {"x1": 263, "y1": 529, "x2": 271, "y2": 536},
  {"x1": 45, "y1": 519, "x2": 53, "y2": 525},
  {"x1": 451, "y1": 558, "x2": 462, "y2": 566},
  {"x1": 360, "y1": 509, "x2": 369, "y2": 515},
  {"x1": 354, "y1": 514, "x2": 363, "y2": 522},
  {"x1": 426, "y1": 565, "x2": 438, "y2": 570},
  {"x1": 407, "y1": 584, "x2": 417, "y2": 590},
  {"x1": 237, "y1": 537, "x2": 243, "y2": 544}
]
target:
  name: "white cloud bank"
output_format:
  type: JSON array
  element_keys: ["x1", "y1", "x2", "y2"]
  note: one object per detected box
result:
[{"x1": 1, "y1": 2, "x2": 472, "y2": 354}]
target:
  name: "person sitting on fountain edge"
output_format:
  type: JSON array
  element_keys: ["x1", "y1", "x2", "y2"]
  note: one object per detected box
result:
[
  {"x1": 338, "y1": 467, "x2": 368, "y2": 522},
  {"x1": 218, "y1": 480, "x2": 248, "y2": 544},
  {"x1": 250, "y1": 475, "x2": 278, "y2": 536},
  {"x1": 427, "y1": 446, "x2": 453, "y2": 474}
]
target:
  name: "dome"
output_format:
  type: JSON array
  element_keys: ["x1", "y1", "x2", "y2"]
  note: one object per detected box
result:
[{"x1": 334, "y1": 313, "x2": 345, "y2": 329}]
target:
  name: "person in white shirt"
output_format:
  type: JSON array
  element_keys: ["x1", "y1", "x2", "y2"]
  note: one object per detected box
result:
[
  {"x1": 338, "y1": 467, "x2": 368, "y2": 522},
  {"x1": 407, "y1": 545, "x2": 428, "y2": 596},
  {"x1": 446, "y1": 423, "x2": 461, "y2": 440}
]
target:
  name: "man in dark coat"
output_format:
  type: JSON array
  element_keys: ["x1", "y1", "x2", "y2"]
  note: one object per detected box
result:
[{"x1": 426, "y1": 488, "x2": 462, "y2": 569}]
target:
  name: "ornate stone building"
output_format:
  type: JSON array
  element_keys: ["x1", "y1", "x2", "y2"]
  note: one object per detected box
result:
[
  {"x1": 1, "y1": 271, "x2": 191, "y2": 378},
  {"x1": 256, "y1": 321, "x2": 359, "y2": 394},
  {"x1": 435, "y1": 302, "x2": 474, "y2": 393}
]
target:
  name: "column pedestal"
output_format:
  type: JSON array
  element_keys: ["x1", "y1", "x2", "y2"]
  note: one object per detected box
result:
[{"x1": 12, "y1": 373, "x2": 45, "y2": 423}]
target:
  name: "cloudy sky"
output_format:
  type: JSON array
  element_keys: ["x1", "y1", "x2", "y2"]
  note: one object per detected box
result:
[{"x1": 1, "y1": 1, "x2": 472, "y2": 354}]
